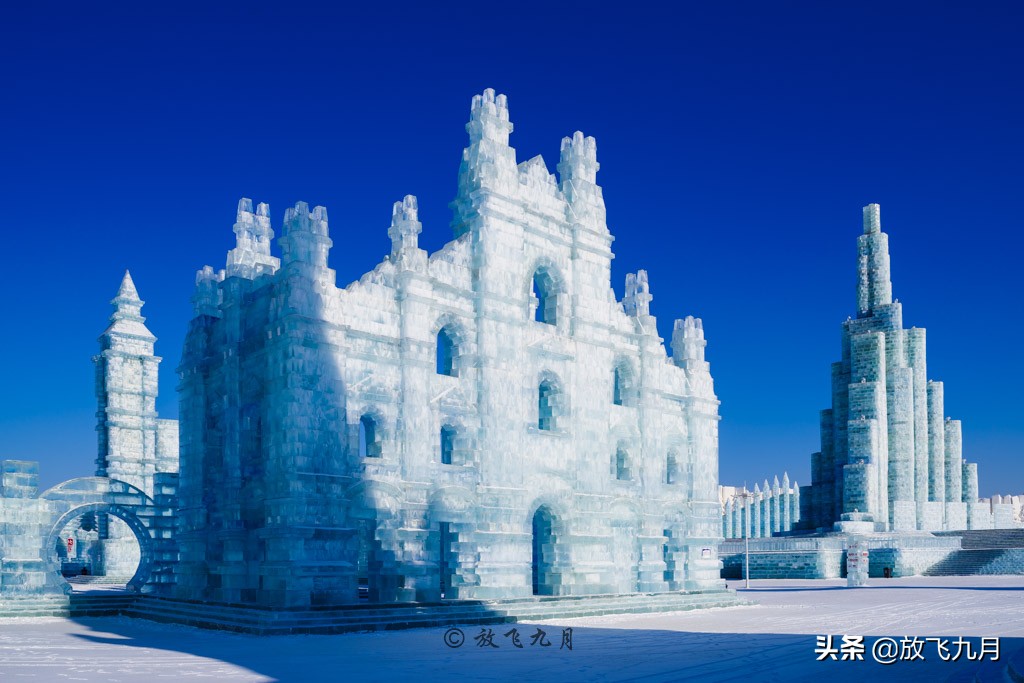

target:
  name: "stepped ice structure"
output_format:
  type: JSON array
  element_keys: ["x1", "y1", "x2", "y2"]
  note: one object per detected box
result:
[
  {"x1": 719, "y1": 205, "x2": 1021, "y2": 579},
  {"x1": 800, "y1": 204, "x2": 1011, "y2": 534},
  {"x1": 175, "y1": 88, "x2": 727, "y2": 608}
]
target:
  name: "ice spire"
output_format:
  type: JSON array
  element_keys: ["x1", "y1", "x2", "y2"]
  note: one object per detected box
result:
[
  {"x1": 103, "y1": 270, "x2": 155, "y2": 344},
  {"x1": 856, "y1": 203, "x2": 893, "y2": 316},
  {"x1": 111, "y1": 270, "x2": 144, "y2": 323}
]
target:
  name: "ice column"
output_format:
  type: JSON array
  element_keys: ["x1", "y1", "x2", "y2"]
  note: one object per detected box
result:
[{"x1": 857, "y1": 203, "x2": 892, "y2": 315}]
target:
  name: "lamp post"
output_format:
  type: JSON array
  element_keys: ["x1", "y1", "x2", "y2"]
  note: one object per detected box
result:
[{"x1": 737, "y1": 487, "x2": 753, "y2": 590}]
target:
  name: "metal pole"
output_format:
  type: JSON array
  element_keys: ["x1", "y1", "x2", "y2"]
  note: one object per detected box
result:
[
  {"x1": 740, "y1": 487, "x2": 751, "y2": 590},
  {"x1": 744, "y1": 530, "x2": 750, "y2": 590}
]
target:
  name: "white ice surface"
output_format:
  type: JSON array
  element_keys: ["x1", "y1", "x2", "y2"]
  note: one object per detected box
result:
[{"x1": 0, "y1": 576, "x2": 1021, "y2": 683}]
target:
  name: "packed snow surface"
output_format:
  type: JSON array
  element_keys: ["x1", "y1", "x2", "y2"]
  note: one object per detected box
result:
[{"x1": 1, "y1": 576, "x2": 1021, "y2": 682}]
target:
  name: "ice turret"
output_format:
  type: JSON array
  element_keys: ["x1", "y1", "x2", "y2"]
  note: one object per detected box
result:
[
  {"x1": 388, "y1": 194, "x2": 422, "y2": 260},
  {"x1": 623, "y1": 270, "x2": 652, "y2": 318},
  {"x1": 451, "y1": 89, "x2": 518, "y2": 237},
  {"x1": 226, "y1": 198, "x2": 279, "y2": 279},
  {"x1": 191, "y1": 265, "x2": 223, "y2": 318},
  {"x1": 466, "y1": 87, "x2": 512, "y2": 146},
  {"x1": 856, "y1": 203, "x2": 893, "y2": 316},
  {"x1": 280, "y1": 202, "x2": 332, "y2": 269},
  {"x1": 671, "y1": 316, "x2": 707, "y2": 365},
  {"x1": 558, "y1": 131, "x2": 598, "y2": 185},
  {"x1": 558, "y1": 131, "x2": 607, "y2": 231}
]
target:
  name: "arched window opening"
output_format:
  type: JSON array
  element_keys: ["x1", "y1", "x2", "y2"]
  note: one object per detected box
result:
[
  {"x1": 440, "y1": 425, "x2": 456, "y2": 465},
  {"x1": 359, "y1": 415, "x2": 380, "y2": 458},
  {"x1": 613, "y1": 366, "x2": 624, "y2": 406},
  {"x1": 666, "y1": 450, "x2": 680, "y2": 485},
  {"x1": 436, "y1": 327, "x2": 456, "y2": 377},
  {"x1": 538, "y1": 380, "x2": 556, "y2": 431},
  {"x1": 532, "y1": 268, "x2": 558, "y2": 326},
  {"x1": 662, "y1": 529, "x2": 675, "y2": 584},
  {"x1": 615, "y1": 447, "x2": 631, "y2": 481}
]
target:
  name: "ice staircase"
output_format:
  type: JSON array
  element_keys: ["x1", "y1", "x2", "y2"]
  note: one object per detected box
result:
[
  {"x1": 66, "y1": 575, "x2": 132, "y2": 587},
  {"x1": 944, "y1": 639, "x2": 1024, "y2": 682},
  {"x1": 925, "y1": 530, "x2": 1024, "y2": 576},
  {"x1": 122, "y1": 590, "x2": 745, "y2": 635},
  {"x1": 0, "y1": 591, "x2": 137, "y2": 617}
]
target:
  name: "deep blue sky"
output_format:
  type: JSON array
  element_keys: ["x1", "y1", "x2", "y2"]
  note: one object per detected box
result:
[{"x1": 1, "y1": 2, "x2": 1021, "y2": 495}]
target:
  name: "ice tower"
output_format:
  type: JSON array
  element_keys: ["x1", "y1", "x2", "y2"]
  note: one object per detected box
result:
[
  {"x1": 802, "y1": 205, "x2": 987, "y2": 532},
  {"x1": 94, "y1": 272, "x2": 178, "y2": 575}
]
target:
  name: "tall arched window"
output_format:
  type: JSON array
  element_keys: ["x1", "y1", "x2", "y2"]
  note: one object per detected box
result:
[
  {"x1": 666, "y1": 449, "x2": 680, "y2": 485},
  {"x1": 538, "y1": 379, "x2": 557, "y2": 431},
  {"x1": 436, "y1": 327, "x2": 456, "y2": 376},
  {"x1": 359, "y1": 415, "x2": 380, "y2": 458},
  {"x1": 613, "y1": 361, "x2": 634, "y2": 406},
  {"x1": 531, "y1": 267, "x2": 558, "y2": 326},
  {"x1": 440, "y1": 425, "x2": 456, "y2": 465},
  {"x1": 615, "y1": 446, "x2": 631, "y2": 480}
]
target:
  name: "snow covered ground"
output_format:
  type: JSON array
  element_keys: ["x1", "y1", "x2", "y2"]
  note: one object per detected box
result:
[{"x1": 1, "y1": 576, "x2": 1021, "y2": 682}]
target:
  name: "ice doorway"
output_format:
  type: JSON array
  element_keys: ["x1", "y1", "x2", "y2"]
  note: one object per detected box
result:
[
  {"x1": 532, "y1": 506, "x2": 556, "y2": 595},
  {"x1": 48, "y1": 505, "x2": 146, "y2": 593}
]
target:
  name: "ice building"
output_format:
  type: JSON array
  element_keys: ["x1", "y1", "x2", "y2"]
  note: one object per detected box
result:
[
  {"x1": 721, "y1": 477, "x2": 801, "y2": 539},
  {"x1": 719, "y1": 205, "x2": 1022, "y2": 580},
  {"x1": 0, "y1": 273, "x2": 180, "y2": 605},
  {"x1": 799, "y1": 204, "x2": 1012, "y2": 533},
  {"x1": 175, "y1": 89, "x2": 726, "y2": 608},
  {"x1": 93, "y1": 271, "x2": 180, "y2": 576}
]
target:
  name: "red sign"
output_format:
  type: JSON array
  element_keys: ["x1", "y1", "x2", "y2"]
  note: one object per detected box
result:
[{"x1": 66, "y1": 538, "x2": 74, "y2": 553}]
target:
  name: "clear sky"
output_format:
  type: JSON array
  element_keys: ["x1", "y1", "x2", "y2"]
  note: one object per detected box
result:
[{"x1": 1, "y1": 2, "x2": 1021, "y2": 495}]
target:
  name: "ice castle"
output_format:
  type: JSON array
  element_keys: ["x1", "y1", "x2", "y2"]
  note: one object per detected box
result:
[{"x1": 174, "y1": 89, "x2": 726, "y2": 607}]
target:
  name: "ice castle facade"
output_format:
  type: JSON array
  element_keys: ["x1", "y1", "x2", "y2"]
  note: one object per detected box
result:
[{"x1": 175, "y1": 89, "x2": 725, "y2": 608}]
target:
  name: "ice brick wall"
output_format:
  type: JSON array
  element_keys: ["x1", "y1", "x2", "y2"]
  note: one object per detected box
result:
[
  {"x1": 721, "y1": 476, "x2": 800, "y2": 538},
  {"x1": 176, "y1": 89, "x2": 725, "y2": 608}
]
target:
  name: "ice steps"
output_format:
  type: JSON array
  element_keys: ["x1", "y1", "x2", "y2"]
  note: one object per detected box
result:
[
  {"x1": 0, "y1": 592, "x2": 138, "y2": 617},
  {"x1": 923, "y1": 549, "x2": 1010, "y2": 576},
  {"x1": 935, "y1": 530, "x2": 1024, "y2": 550},
  {"x1": 67, "y1": 575, "x2": 133, "y2": 586},
  {"x1": 121, "y1": 590, "x2": 744, "y2": 635}
]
